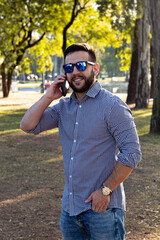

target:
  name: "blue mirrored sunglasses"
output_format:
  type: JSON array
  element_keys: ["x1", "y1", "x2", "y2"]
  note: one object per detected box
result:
[{"x1": 63, "y1": 61, "x2": 95, "y2": 73}]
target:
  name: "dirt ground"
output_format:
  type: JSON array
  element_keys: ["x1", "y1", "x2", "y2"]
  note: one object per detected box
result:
[{"x1": 0, "y1": 92, "x2": 160, "y2": 239}]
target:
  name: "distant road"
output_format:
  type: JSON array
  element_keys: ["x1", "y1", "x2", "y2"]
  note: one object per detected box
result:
[
  {"x1": 18, "y1": 85, "x2": 127, "y2": 102},
  {"x1": 17, "y1": 82, "x2": 41, "y2": 93},
  {"x1": 19, "y1": 87, "x2": 40, "y2": 93}
]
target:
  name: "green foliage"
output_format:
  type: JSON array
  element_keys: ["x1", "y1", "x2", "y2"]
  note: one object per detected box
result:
[
  {"x1": 23, "y1": 0, "x2": 129, "y2": 74},
  {"x1": 0, "y1": 0, "x2": 137, "y2": 84},
  {"x1": 99, "y1": 47, "x2": 122, "y2": 74},
  {"x1": 28, "y1": 36, "x2": 56, "y2": 74},
  {"x1": 0, "y1": 0, "x2": 62, "y2": 67},
  {"x1": 68, "y1": 10, "x2": 113, "y2": 49},
  {"x1": 117, "y1": 46, "x2": 132, "y2": 72},
  {"x1": 18, "y1": 57, "x2": 32, "y2": 75},
  {"x1": 95, "y1": 0, "x2": 140, "y2": 72},
  {"x1": 96, "y1": 0, "x2": 138, "y2": 32}
]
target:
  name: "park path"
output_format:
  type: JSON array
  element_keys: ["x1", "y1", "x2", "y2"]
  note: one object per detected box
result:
[{"x1": 0, "y1": 91, "x2": 127, "y2": 110}]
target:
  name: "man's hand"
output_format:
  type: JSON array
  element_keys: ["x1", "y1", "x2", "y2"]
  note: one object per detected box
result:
[
  {"x1": 20, "y1": 74, "x2": 66, "y2": 131},
  {"x1": 85, "y1": 188, "x2": 110, "y2": 212},
  {"x1": 46, "y1": 74, "x2": 66, "y2": 101}
]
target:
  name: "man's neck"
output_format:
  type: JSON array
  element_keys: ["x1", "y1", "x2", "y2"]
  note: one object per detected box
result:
[
  {"x1": 75, "y1": 92, "x2": 86, "y2": 102},
  {"x1": 75, "y1": 80, "x2": 96, "y2": 102}
]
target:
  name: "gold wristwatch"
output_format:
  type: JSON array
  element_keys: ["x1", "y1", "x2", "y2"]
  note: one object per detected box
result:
[{"x1": 101, "y1": 186, "x2": 112, "y2": 196}]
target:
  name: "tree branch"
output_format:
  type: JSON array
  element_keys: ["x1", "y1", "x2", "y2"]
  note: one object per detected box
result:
[
  {"x1": 62, "y1": 0, "x2": 89, "y2": 53},
  {"x1": 26, "y1": 32, "x2": 46, "y2": 49},
  {"x1": 14, "y1": 32, "x2": 45, "y2": 67}
]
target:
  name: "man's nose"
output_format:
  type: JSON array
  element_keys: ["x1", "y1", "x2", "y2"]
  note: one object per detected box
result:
[{"x1": 72, "y1": 65, "x2": 80, "y2": 74}]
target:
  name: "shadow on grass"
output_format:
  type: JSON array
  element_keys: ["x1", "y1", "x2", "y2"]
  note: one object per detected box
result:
[
  {"x1": 0, "y1": 109, "x2": 26, "y2": 133},
  {"x1": 124, "y1": 132, "x2": 160, "y2": 239},
  {"x1": 0, "y1": 130, "x2": 64, "y2": 239}
]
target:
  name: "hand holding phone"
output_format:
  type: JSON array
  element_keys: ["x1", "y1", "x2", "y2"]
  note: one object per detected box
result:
[{"x1": 60, "y1": 74, "x2": 69, "y2": 96}]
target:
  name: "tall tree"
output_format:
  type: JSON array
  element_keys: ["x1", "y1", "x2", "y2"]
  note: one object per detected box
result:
[
  {"x1": 0, "y1": 0, "x2": 61, "y2": 97},
  {"x1": 96, "y1": 0, "x2": 139, "y2": 83},
  {"x1": 150, "y1": 40, "x2": 154, "y2": 98},
  {"x1": 62, "y1": 0, "x2": 90, "y2": 53},
  {"x1": 0, "y1": 0, "x2": 120, "y2": 96},
  {"x1": 126, "y1": 18, "x2": 139, "y2": 104},
  {"x1": 97, "y1": 0, "x2": 151, "y2": 107},
  {"x1": 57, "y1": 0, "x2": 92, "y2": 72},
  {"x1": 135, "y1": 0, "x2": 150, "y2": 108},
  {"x1": 148, "y1": 0, "x2": 160, "y2": 133},
  {"x1": 26, "y1": 0, "x2": 122, "y2": 76}
]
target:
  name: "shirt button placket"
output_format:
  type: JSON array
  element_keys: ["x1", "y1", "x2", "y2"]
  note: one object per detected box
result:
[{"x1": 69, "y1": 103, "x2": 82, "y2": 215}]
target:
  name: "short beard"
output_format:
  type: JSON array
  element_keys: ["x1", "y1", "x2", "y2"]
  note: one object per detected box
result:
[{"x1": 68, "y1": 69, "x2": 95, "y2": 93}]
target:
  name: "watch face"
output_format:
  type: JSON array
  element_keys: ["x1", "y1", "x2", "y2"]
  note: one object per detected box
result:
[{"x1": 102, "y1": 187, "x2": 112, "y2": 196}]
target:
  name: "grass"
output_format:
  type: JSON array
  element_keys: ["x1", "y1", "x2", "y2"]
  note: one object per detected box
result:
[
  {"x1": 124, "y1": 107, "x2": 160, "y2": 239},
  {"x1": 0, "y1": 93, "x2": 160, "y2": 239}
]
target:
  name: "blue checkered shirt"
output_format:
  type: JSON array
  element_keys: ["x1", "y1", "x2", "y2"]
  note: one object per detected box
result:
[{"x1": 26, "y1": 81, "x2": 141, "y2": 216}]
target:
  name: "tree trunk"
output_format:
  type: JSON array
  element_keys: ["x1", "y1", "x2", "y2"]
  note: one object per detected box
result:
[
  {"x1": 1, "y1": 31, "x2": 45, "y2": 98},
  {"x1": 1, "y1": 63, "x2": 15, "y2": 98},
  {"x1": 62, "y1": 0, "x2": 79, "y2": 53},
  {"x1": 135, "y1": 0, "x2": 150, "y2": 108},
  {"x1": 7, "y1": 68, "x2": 14, "y2": 93},
  {"x1": 150, "y1": 41, "x2": 154, "y2": 98},
  {"x1": 1, "y1": 63, "x2": 8, "y2": 98},
  {"x1": 126, "y1": 19, "x2": 139, "y2": 104},
  {"x1": 148, "y1": 0, "x2": 160, "y2": 133}
]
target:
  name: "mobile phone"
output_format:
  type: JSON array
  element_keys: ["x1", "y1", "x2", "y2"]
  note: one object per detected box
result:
[{"x1": 60, "y1": 74, "x2": 69, "y2": 96}]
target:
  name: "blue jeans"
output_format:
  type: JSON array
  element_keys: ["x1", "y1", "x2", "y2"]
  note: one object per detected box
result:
[{"x1": 60, "y1": 208, "x2": 125, "y2": 240}]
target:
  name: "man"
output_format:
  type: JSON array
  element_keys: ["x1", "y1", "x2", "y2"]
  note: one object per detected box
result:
[{"x1": 20, "y1": 43, "x2": 141, "y2": 240}]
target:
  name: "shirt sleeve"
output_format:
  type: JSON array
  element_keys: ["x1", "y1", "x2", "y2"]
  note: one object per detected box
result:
[
  {"x1": 107, "y1": 98, "x2": 142, "y2": 168},
  {"x1": 25, "y1": 104, "x2": 59, "y2": 135}
]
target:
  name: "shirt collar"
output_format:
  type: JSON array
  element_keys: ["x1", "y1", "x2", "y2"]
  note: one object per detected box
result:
[
  {"x1": 86, "y1": 81, "x2": 101, "y2": 98},
  {"x1": 70, "y1": 81, "x2": 101, "y2": 101}
]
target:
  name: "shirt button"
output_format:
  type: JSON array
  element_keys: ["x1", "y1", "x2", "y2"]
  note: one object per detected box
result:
[{"x1": 74, "y1": 139, "x2": 76, "y2": 143}]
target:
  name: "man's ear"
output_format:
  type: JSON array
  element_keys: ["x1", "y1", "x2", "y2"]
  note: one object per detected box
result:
[{"x1": 93, "y1": 63, "x2": 100, "y2": 77}]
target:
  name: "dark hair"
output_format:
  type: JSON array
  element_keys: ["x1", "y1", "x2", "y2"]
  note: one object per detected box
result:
[{"x1": 64, "y1": 43, "x2": 96, "y2": 62}]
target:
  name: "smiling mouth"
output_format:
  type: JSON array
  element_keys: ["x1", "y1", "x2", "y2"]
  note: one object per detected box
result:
[
  {"x1": 74, "y1": 79, "x2": 83, "y2": 82},
  {"x1": 72, "y1": 76, "x2": 84, "y2": 83}
]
